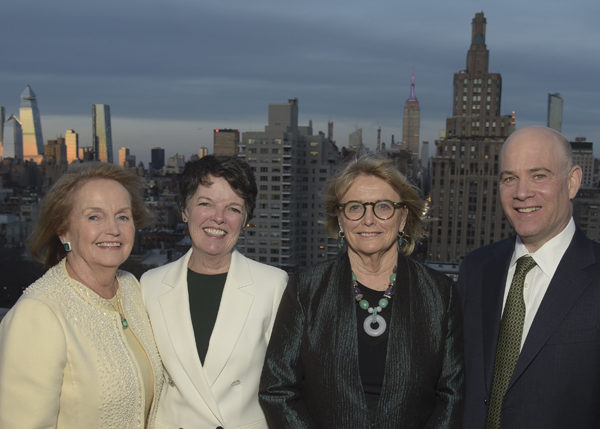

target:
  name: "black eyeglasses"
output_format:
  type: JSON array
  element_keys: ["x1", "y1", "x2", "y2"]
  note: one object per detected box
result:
[{"x1": 337, "y1": 200, "x2": 406, "y2": 221}]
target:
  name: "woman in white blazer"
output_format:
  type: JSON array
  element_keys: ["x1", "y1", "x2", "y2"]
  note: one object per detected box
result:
[{"x1": 141, "y1": 156, "x2": 287, "y2": 429}]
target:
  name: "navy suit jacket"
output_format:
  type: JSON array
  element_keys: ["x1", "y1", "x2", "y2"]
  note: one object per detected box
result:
[{"x1": 458, "y1": 229, "x2": 600, "y2": 429}]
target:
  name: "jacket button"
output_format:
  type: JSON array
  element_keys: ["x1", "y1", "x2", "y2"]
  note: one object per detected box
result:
[{"x1": 484, "y1": 398, "x2": 490, "y2": 406}]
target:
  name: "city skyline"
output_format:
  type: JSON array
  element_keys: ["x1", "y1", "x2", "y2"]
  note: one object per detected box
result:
[{"x1": 1, "y1": 0, "x2": 599, "y2": 164}]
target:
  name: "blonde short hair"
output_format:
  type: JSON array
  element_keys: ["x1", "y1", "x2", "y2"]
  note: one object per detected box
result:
[{"x1": 323, "y1": 155, "x2": 424, "y2": 255}]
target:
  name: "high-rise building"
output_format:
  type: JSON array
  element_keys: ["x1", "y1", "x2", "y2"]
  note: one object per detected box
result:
[
  {"x1": 571, "y1": 137, "x2": 594, "y2": 186},
  {"x1": 429, "y1": 12, "x2": 515, "y2": 265},
  {"x1": 199, "y1": 146, "x2": 209, "y2": 158},
  {"x1": 93, "y1": 104, "x2": 113, "y2": 163},
  {"x1": 4, "y1": 115, "x2": 23, "y2": 160},
  {"x1": 547, "y1": 93, "x2": 563, "y2": 132},
  {"x1": 573, "y1": 188, "x2": 600, "y2": 243},
  {"x1": 80, "y1": 146, "x2": 95, "y2": 162},
  {"x1": 164, "y1": 154, "x2": 185, "y2": 174},
  {"x1": 19, "y1": 85, "x2": 44, "y2": 164},
  {"x1": 151, "y1": 147, "x2": 165, "y2": 171},
  {"x1": 65, "y1": 129, "x2": 79, "y2": 163},
  {"x1": 238, "y1": 98, "x2": 341, "y2": 270},
  {"x1": 0, "y1": 106, "x2": 4, "y2": 159},
  {"x1": 402, "y1": 73, "x2": 420, "y2": 155},
  {"x1": 420, "y1": 140, "x2": 430, "y2": 162},
  {"x1": 348, "y1": 129, "x2": 362, "y2": 149},
  {"x1": 118, "y1": 147, "x2": 130, "y2": 167},
  {"x1": 213, "y1": 129, "x2": 240, "y2": 156},
  {"x1": 125, "y1": 154, "x2": 136, "y2": 168},
  {"x1": 44, "y1": 138, "x2": 67, "y2": 166}
]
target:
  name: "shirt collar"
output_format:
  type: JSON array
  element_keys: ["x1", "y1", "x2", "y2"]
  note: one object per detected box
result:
[{"x1": 511, "y1": 218, "x2": 576, "y2": 278}]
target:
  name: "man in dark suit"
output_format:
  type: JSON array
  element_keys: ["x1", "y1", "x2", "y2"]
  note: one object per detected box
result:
[{"x1": 459, "y1": 126, "x2": 600, "y2": 429}]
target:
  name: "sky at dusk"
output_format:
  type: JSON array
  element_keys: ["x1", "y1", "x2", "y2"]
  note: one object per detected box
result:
[{"x1": 1, "y1": 0, "x2": 599, "y2": 165}]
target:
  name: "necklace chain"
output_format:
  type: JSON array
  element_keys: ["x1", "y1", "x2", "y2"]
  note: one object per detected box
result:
[
  {"x1": 352, "y1": 267, "x2": 397, "y2": 337},
  {"x1": 108, "y1": 287, "x2": 129, "y2": 329}
]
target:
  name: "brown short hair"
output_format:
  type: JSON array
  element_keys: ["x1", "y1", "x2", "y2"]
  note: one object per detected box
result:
[
  {"x1": 323, "y1": 155, "x2": 424, "y2": 255},
  {"x1": 28, "y1": 163, "x2": 153, "y2": 267}
]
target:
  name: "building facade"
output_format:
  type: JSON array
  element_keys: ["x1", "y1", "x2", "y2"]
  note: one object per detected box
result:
[
  {"x1": 65, "y1": 129, "x2": 79, "y2": 164},
  {"x1": 93, "y1": 104, "x2": 113, "y2": 163},
  {"x1": 571, "y1": 138, "x2": 594, "y2": 187},
  {"x1": 348, "y1": 128, "x2": 362, "y2": 150},
  {"x1": 547, "y1": 92, "x2": 563, "y2": 132},
  {"x1": 0, "y1": 106, "x2": 4, "y2": 159},
  {"x1": 118, "y1": 147, "x2": 130, "y2": 167},
  {"x1": 4, "y1": 115, "x2": 23, "y2": 160},
  {"x1": 402, "y1": 73, "x2": 420, "y2": 156},
  {"x1": 151, "y1": 147, "x2": 165, "y2": 171},
  {"x1": 573, "y1": 188, "x2": 600, "y2": 243},
  {"x1": 44, "y1": 138, "x2": 67, "y2": 166},
  {"x1": 213, "y1": 129, "x2": 240, "y2": 156},
  {"x1": 429, "y1": 12, "x2": 515, "y2": 265},
  {"x1": 237, "y1": 99, "x2": 341, "y2": 271}
]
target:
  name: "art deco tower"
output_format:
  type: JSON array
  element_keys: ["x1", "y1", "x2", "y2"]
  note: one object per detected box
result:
[
  {"x1": 428, "y1": 12, "x2": 515, "y2": 265},
  {"x1": 402, "y1": 73, "x2": 420, "y2": 156},
  {"x1": 19, "y1": 85, "x2": 44, "y2": 163},
  {"x1": 93, "y1": 104, "x2": 113, "y2": 163}
]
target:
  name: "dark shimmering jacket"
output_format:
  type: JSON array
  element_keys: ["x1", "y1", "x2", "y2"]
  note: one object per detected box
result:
[{"x1": 259, "y1": 252, "x2": 464, "y2": 428}]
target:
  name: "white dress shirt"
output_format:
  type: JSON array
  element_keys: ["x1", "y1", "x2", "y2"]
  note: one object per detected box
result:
[{"x1": 503, "y1": 218, "x2": 576, "y2": 350}]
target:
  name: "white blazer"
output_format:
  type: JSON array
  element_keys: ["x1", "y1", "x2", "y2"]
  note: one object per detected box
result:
[{"x1": 141, "y1": 249, "x2": 287, "y2": 429}]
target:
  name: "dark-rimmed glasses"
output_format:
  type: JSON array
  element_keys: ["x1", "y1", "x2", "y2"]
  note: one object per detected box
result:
[{"x1": 337, "y1": 200, "x2": 406, "y2": 221}]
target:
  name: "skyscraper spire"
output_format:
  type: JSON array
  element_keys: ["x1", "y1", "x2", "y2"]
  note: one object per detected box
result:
[
  {"x1": 19, "y1": 84, "x2": 44, "y2": 163},
  {"x1": 409, "y1": 72, "x2": 416, "y2": 99},
  {"x1": 466, "y1": 11, "x2": 489, "y2": 74}
]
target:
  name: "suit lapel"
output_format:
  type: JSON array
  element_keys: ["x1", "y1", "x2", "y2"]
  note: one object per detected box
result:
[
  {"x1": 378, "y1": 253, "x2": 411, "y2": 416},
  {"x1": 158, "y1": 249, "x2": 223, "y2": 422},
  {"x1": 481, "y1": 240, "x2": 513, "y2": 392},
  {"x1": 332, "y1": 254, "x2": 371, "y2": 413},
  {"x1": 510, "y1": 231, "x2": 596, "y2": 388},
  {"x1": 203, "y1": 250, "x2": 254, "y2": 386}
]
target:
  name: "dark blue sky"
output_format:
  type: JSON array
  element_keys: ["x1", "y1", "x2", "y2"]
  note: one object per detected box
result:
[{"x1": 2, "y1": 0, "x2": 598, "y2": 164}]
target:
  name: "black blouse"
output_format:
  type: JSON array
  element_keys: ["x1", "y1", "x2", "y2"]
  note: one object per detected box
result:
[{"x1": 356, "y1": 283, "x2": 391, "y2": 423}]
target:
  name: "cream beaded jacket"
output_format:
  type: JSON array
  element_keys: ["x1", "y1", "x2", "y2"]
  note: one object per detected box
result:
[{"x1": 0, "y1": 259, "x2": 164, "y2": 429}]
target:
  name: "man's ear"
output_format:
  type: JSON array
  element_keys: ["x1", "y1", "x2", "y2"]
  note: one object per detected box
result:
[{"x1": 567, "y1": 165, "x2": 582, "y2": 199}]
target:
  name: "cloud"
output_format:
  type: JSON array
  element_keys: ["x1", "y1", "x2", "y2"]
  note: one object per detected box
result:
[{"x1": 1, "y1": 0, "x2": 598, "y2": 164}]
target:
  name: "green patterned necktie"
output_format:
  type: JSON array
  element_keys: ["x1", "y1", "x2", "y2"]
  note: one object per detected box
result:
[{"x1": 485, "y1": 255, "x2": 537, "y2": 429}]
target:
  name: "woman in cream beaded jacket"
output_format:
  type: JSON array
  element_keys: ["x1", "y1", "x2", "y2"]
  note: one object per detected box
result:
[
  {"x1": 260, "y1": 156, "x2": 464, "y2": 428},
  {"x1": 0, "y1": 163, "x2": 164, "y2": 429}
]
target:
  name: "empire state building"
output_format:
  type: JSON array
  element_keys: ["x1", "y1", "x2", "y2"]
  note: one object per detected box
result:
[{"x1": 402, "y1": 73, "x2": 420, "y2": 156}]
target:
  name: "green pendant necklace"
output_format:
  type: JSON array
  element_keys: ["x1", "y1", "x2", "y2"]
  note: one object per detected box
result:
[{"x1": 352, "y1": 267, "x2": 397, "y2": 337}]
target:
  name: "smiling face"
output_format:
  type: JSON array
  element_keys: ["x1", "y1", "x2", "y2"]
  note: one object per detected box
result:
[
  {"x1": 59, "y1": 178, "x2": 135, "y2": 274},
  {"x1": 338, "y1": 175, "x2": 407, "y2": 259},
  {"x1": 183, "y1": 175, "x2": 245, "y2": 264},
  {"x1": 499, "y1": 127, "x2": 582, "y2": 252}
]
